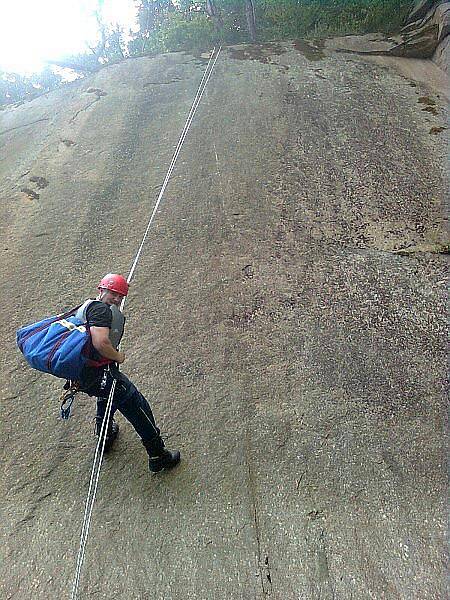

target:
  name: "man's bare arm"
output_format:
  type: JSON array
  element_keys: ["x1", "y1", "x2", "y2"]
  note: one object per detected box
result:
[{"x1": 90, "y1": 326, "x2": 125, "y2": 363}]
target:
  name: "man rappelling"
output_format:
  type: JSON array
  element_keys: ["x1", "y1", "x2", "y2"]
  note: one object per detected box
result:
[
  {"x1": 77, "y1": 273, "x2": 180, "y2": 473},
  {"x1": 17, "y1": 273, "x2": 180, "y2": 473}
]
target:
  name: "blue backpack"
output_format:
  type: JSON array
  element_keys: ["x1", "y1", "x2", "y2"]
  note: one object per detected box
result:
[{"x1": 16, "y1": 306, "x2": 111, "y2": 382}]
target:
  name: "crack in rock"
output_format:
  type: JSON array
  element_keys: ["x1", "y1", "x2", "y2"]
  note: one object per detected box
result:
[{"x1": 0, "y1": 118, "x2": 49, "y2": 136}]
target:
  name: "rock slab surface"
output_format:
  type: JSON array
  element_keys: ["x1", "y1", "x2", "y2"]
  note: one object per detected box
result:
[{"x1": 0, "y1": 42, "x2": 448, "y2": 600}]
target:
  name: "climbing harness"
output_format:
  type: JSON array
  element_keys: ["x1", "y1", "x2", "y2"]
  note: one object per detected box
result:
[{"x1": 70, "y1": 45, "x2": 222, "y2": 600}]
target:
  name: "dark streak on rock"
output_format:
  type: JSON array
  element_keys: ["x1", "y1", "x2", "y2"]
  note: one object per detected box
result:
[
  {"x1": 36, "y1": 492, "x2": 52, "y2": 503},
  {"x1": 244, "y1": 441, "x2": 271, "y2": 597},
  {"x1": 143, "y1": 77, "x2": 183, "y2": 87},
  {"x1": 18, "y1": 514, "x2": 35, "y2": 525},
  {"x1": 393, "y1": 244, "x2": 450, "y2": 256},
  {"x1": 70, "y1": 97, "x2": 101, "y2": 123},
  {"x1": 0, "y1": 117, "x2": 49, "y2": 136}
]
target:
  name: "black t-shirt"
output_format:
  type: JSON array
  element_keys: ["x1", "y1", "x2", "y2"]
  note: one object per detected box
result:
[
  {"x1": 80, "y1": 300, "x2": 114, "y2": 387},
  {"x1": 85, "y1": 301, "x2": 112, "y2": 361},
  {"x1": 86, "y1": 300, "x2": 112, "y2": 329}
]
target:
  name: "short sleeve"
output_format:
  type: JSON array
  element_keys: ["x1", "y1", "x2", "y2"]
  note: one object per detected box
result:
[{"x1": 85, "y1": 301, "x2": 112, "y2": 328}]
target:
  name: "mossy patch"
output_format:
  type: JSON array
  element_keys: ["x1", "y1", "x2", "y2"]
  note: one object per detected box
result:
[
  {"x1": 292, "y1": 39, "x2": 325, "y2": 61},
  {"x1": 227, "y1": 43, "x2": 286, "y2": 64}
]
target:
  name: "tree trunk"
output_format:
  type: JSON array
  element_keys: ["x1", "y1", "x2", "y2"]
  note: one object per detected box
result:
[
  {"x1": 245, "y1": 0, "x2": 257, "y2": 42},
  {"x1": 205, "y1": 0, "x2": 224, "y2": 38}
]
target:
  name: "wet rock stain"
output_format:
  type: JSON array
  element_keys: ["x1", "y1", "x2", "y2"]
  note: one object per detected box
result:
[
  {"x1": 305, "y1": 523, "x2": 335, "y2": 597},
  {"x1": 29, "y1": 175, "x2": 48, "y2": 189},
  {"x1": 293, "y1": 39, "x2": 325, "y2": 61},
  {"x1": 86, "y1": 87, "x2": 107, "y2": 97},
  {"x1": 418, "y1": 96, "x2": 438, "y2": 115},
  {"x1": 20, "y1": 187, "x2": 39, "y2": 200},
  {"x1": 429, "y1": 126, "x2": 446, "y2": 135},
  {"x1": 227, "y1": 43, "x2": 286, "y2": 64}
]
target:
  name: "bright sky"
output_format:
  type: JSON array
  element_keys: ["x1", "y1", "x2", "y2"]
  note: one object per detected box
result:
[{"x1": 0, "y1": 0, "x2": 137, "y2": 74}]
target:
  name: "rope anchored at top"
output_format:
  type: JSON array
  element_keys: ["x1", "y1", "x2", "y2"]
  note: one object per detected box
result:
[{"x1": 70, "y1": 45, "x2": 222, "y2": 600}]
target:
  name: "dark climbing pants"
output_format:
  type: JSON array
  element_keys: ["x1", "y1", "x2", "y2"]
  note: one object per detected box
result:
[{"x1": 80, "y1": 367, "x2": 164, "y2": 452}]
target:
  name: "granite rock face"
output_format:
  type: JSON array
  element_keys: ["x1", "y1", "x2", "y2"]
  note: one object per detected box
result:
[
  {"x1": 323, "y1": 2, "x2": 449, "y2": 68},
  {"x1": 432, "y1": 32, "x2": 450, "y2": 69},
  {"x1": 409, "y1": 0, "x2": 442, "y2": 22},
  {"x1": 0, "y1": 43, "x2": 447, "y2": 600},
  {"x1": 391, "y1": 0, "x2": 450, "y2": 59}
]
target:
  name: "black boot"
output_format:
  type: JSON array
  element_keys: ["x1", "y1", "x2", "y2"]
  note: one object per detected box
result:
[
  {"x1": 95, "y1": 417, "x2": 119, "y2": 452},
  {"x1": 148, "y1": 449, "x2": 181, "y2": 473},
  {"x1": 143, "y1": 438, "x2": 181, "y2": 473}
]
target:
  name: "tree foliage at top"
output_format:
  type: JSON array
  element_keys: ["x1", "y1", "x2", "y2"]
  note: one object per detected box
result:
[
  {"x1": 1, "y1": 0, "x2": 413, "y2": 108},
  {"x1": 0, "y1": 68, "x2": 63, "y2": 106},
  {"x1": 123, "y1": 0, "x2": 411, "y2": 53}
]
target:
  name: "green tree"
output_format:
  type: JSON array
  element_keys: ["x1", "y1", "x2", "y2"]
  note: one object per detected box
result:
[
  {"x1": 1, "y1": 0, "x2": 415, "y2": 108},
  {"x1": 129, "y1": 1, "x2": 177, "y2": 54}
]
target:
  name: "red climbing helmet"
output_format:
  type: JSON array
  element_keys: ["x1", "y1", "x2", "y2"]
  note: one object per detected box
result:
[{"x1": 97, "y1": 273, "x2": 129, "y2": 296}]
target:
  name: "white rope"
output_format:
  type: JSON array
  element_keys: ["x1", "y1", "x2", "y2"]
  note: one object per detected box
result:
[
  {"x1": 70, "y1": 45, "x2": 221, "y2": 600},
  {"x1": 71, "y1": 380, "x2": 116, "y2": 600},
  {"x1": 127, "y1": 46, "x2": 222, "y2": 285}
]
